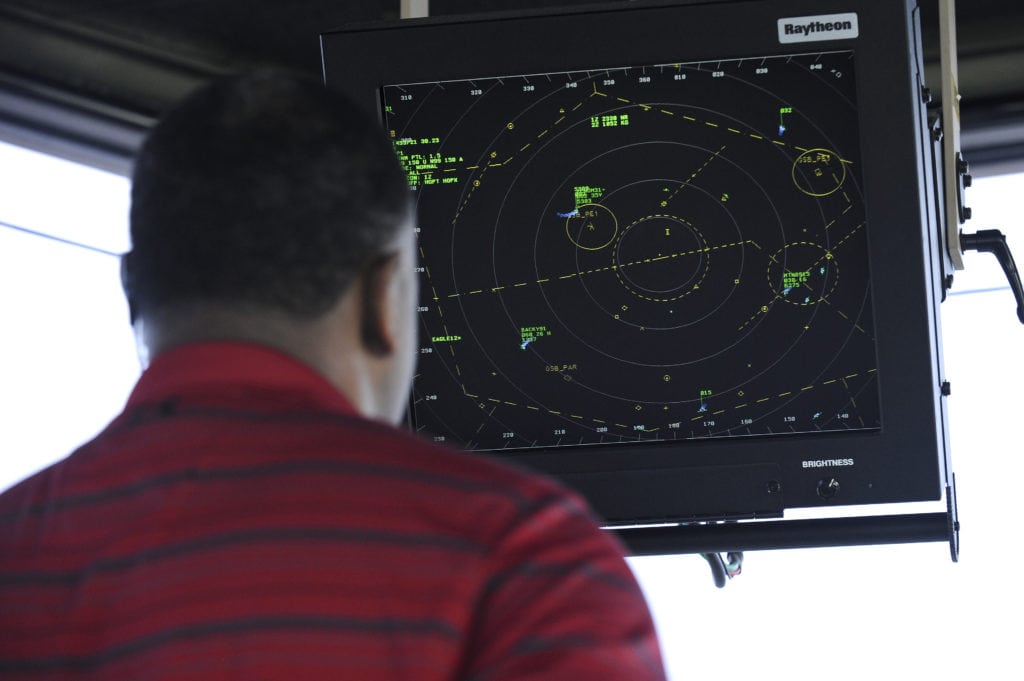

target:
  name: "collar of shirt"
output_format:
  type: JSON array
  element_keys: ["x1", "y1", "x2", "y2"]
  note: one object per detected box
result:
[{"x1": 125, "y1": 341, "x2": 358, "y2": 416}]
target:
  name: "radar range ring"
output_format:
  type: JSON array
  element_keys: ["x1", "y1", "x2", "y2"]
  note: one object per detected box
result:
[{"x1": 386, "y1": 50, "x2": 879, "y2": 450}]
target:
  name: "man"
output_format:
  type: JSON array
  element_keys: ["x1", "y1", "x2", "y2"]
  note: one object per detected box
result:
[{"x1": 0, "y1": 71, "x2": 666, "y2": 680}]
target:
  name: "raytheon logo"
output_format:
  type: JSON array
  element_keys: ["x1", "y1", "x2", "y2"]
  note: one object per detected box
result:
[
  {"x1": 802, "y1": 458, "x2": 856, "y2": 469},
  {"x1": 785, "y1": 20, "x2": 853, "y2": 36},
  {"x1": 778, "y1": 13, "x2": 859, "y2": 44}
]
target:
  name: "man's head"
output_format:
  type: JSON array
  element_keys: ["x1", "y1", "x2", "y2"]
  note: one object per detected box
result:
[{"x1": 123, "y1": 70, "x2": 418, "y2": 423}]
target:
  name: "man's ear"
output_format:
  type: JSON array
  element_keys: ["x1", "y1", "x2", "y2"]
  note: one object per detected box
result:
[
  {"x1": 359, "y1": 253, "x2": 401, "y2": 357},
  {"x1": 120, "y1": 251, "x2": 139, "y2": 325}
]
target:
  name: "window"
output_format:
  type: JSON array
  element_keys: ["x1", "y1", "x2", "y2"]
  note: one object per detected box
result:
[
  {"x1": 0, "y1": 140, "x2": 138, "y2": 488},
  {"x1": 630, "y1": 170, "x2": 1024, "y2": 679},
  {"x1": 1, "y1": 139, "x2": 1020, "y2": 680}
]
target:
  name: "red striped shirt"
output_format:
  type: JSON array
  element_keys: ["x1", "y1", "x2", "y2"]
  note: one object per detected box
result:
[{"x1": 0, "y1": 342, "x2": 665, "y2": 680}]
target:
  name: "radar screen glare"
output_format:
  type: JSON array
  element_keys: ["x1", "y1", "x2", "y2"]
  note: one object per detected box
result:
[{"x1": 387, "y1": 51, "x2": 880, "y2": 452}]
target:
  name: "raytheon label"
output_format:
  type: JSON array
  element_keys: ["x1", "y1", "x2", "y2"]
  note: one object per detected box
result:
[{"x1": 778, "y1": 13, "x2": 859, "y2": 44}]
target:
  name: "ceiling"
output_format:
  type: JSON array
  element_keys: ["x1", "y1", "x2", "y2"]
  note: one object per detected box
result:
[{"x1": 1, "y1": 0, "x2": 1022, "y2": 174}]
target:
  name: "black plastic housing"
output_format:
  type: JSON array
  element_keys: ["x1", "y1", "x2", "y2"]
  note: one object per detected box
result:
[{"x1": 322, "y1": 0, "x2": 951, "y2": 527}]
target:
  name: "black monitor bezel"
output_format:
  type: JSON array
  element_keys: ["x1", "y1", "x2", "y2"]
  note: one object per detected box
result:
[{"x1": 321, "y1": 0, "x2": 950, "y2": 524}]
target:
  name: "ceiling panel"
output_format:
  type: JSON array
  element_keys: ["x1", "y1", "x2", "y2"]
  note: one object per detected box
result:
[{"x1": 0, "y1": 0, "x2": 1021, "y2": 172}]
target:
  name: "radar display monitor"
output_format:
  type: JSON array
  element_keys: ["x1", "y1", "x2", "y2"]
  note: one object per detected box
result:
[{"x1": 322, "y1": 0, "x2": 953, "y2": 525}]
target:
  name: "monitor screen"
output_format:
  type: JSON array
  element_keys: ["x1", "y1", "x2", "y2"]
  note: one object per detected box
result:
[
  {"x1": 383, "y1": 50, "x2": 879, "y2": 452},
  {"x1": 322, "y1": 0, "x2": 951, "y2": 524}
]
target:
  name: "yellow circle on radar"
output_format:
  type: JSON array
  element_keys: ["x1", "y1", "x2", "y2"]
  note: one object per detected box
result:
[
  {"x1": 566, "y1": 203, "x2": 618, "y2": 251},
  {"x1": 791, "y1": 148, "x2": 846, "y2": 197}
]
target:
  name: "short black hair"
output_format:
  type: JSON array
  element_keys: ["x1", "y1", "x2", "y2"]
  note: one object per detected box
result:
[{"x1": 123, "y1": 69, "x2": 412, "y2": 321}]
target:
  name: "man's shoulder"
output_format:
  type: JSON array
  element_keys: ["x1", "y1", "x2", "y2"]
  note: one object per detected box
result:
[{"x1": 332, "y1": 415, "x2": 592, "y2": 516}]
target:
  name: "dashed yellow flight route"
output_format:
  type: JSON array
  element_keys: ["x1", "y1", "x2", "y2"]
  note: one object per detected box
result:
[
  {"x1": 443, "y1": 238, "x2": 762, "y2": 300},
  {"x1": 443, "y1": 79, "x2": 851, "y2": 228}
]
